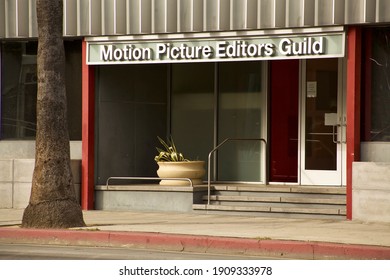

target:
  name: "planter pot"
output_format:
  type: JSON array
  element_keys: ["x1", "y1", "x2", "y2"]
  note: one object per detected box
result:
[{"x1": 156, "y1": 161, "x2": 206, "y2": 186}]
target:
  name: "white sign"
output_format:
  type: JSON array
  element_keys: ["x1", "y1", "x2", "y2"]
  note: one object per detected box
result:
[
  {"x1": 87, "y1": 33, "x2": 345, "y2": 65},
  {"x1": 307, "y1": 81, "x2": 317, "y2": 98}
]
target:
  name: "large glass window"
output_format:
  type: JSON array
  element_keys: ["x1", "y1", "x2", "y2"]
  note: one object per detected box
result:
[
  {"x1": 96, "y1": 64, "x2": 168, "y2": 185},
  {"x1": 362, "y1": 28, "x2": 390, "y2": 141},
  {"x1": 96, "y1": 61, "x2": 266, "y2": 184},
  {"x1": 218, "y1": 62, "x2": 264, "y2": 181},
  {"x1": 1, "y1": 41, "x2": 82, "y2": 140},
  {"x1": 171, "y1": 63, "x2": 214, "y2": 162},
  {"x1": 64, "y1": 41, "x2": 82, "y2": 140},
  {"x1": 171, "y1": 61, "x2": 266, "y2": 183},
  {"x1": 1, "y1": 42, "x2": 37, "y2": 139}
]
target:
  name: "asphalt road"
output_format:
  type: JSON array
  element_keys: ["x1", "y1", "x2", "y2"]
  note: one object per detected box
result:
[{"x1": 0, "y1": 243, "x2": 283, "y2": 260}]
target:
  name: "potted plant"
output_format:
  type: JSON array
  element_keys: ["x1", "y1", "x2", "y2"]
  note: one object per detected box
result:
[{"x1": 154, "y1": 136, "x2": 205, "y2": 186}]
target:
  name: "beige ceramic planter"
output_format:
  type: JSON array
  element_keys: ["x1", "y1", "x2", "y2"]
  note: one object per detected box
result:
[{"x1": 156, "y1": 161, "x2": 206, "y2": 186}]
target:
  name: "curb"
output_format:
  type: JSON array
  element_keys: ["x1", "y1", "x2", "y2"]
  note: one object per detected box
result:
[{"x1": 1, "y1": 228, "x2": 390, "y2": 259}]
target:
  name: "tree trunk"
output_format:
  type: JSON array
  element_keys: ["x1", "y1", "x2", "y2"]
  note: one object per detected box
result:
[{"x1": 22, "y1": 0, "x2": 85, "y2": 228}]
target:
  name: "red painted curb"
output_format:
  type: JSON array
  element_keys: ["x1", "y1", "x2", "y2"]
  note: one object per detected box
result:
[{"x1": 0, "y1": 228, "x2": 389, "y2": 259}]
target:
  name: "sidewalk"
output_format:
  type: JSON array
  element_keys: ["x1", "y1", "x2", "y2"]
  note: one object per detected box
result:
[{"x1": 1, "y1": 209, "x2": 390, "y2": 259}]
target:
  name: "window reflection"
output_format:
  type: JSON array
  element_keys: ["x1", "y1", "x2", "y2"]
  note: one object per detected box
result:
[
  {"x1": 363, "y1": 28, "x2": 390, "y2": 142},
  {"x1": 1, "y1": 42, "x2": 37, "y2": 139},
  {"x1": 1, "y1": 41, "x2": 82, "y2": 140}
]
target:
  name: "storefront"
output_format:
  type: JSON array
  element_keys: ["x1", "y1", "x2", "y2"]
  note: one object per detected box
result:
[{"x1": 84, "y1": 29, "x2": 345, "y2": 187}]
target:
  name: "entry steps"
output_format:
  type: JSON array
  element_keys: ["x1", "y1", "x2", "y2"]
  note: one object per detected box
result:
[{"x1": 193, "y1": 184, "x2": 346, "y2": 219}]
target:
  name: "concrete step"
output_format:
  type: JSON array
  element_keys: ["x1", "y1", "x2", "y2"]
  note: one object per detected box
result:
[
  {"x1": 193, "y1": 184, "x2": 346, "y2": 219},
  {"x1": 193, "y1": 205, "x2": 347, "y2": 219},
  {"x1": 211, "y1": 184, "x2": 346, "y2": 195},
  {"x1": 193, "y1": 204, "x2": 346, "y2": 216},
  {"x1": 205, "y1": 195, "x2": 346, "y2": 205}
]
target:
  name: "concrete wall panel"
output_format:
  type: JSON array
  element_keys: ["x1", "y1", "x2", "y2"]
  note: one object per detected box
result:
[
  {"x1": 353, "y1": 162, "x2": 390, "y2": 223},
  {"x1": 0, "y1": 159, "x2": 81, "y2": 209},
  {"x1": 353, "y1": 162, "x2": 390, "y2": 190},
  {"x1": 0, "y1": 160, "x2": 13, "y2": 182},
  {"x1": 96, "y1": 190, "x2": 195, "y2": 212},
  {"x1": 361, "y1": 142, "x2": 390, "y2": 163},
  {"x1": 0, "y1": 141, "x2": 81, "y2": 160},
  {"x1": 14, "y1": 159, "x2": 35, "y2": 183},
  {"x1": 0, "y1": 183, "x2": 12, "y2": 208},
  {"x1": 353, "y1": 189, "x2": 390, "y2": 223},
  {"x1": 13, "y1": 182, "x2": 31, "y2": 209}
]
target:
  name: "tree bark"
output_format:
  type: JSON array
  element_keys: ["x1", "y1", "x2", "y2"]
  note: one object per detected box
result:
[{"x1": 22, "y1": 0, "x2": 85, "y2": 228}]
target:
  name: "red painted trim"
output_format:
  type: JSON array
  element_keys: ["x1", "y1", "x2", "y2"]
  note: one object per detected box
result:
[
  {"x1": 346, "y1": 27, "x2": 362, "y2": 220},
  {"x1": 81, "y1": 40, "x2": 95, "y2": 210},
  {"x1": 1, "y1": 228, "x2": 390, "y2": 259}
]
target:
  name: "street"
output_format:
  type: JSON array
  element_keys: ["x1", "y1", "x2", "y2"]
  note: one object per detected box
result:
[{"x1": 0, "y1": 243, "x2": 284, "y2": 260}]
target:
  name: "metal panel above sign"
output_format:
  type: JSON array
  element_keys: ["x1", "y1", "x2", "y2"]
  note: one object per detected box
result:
[{"x1": 87, "y1": 32, "x2": 345, "y2": 65}]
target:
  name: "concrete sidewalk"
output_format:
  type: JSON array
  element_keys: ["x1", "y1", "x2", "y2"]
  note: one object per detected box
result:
[{"x1": 1, "y1": 209, "x2": 390, "y2": 259}]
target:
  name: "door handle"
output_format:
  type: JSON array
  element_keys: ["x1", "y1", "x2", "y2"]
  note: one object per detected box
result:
[
  {"x1": 332, "y1": 125, "x2": 338, "y2": 144},
  {"x1": 332, "y1": 124, "x2": 346, "y2": 144},
  {"x1": 341, "y1": 123, "x2": 346, "y2": 144}
]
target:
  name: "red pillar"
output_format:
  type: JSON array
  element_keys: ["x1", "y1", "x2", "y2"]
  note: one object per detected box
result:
[
  {"x1": 81, "y1": 39, "x2": 95, "y2": 210},
  {"x1": 346, "y1": 27, "x2": 362, "y2": 220}
]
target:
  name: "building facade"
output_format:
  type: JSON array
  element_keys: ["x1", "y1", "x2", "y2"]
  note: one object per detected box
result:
[{"x1": 1, "y1": 0, "x2": 390, "y2": 222}]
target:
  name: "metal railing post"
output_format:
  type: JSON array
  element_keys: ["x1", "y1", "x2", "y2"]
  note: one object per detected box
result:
[
  {"x1": 207, "y1": 138, "x2": 267, "y2": 205},
  {"x1": 106, "y1": 177, "x2": 194, "y2": 188}
]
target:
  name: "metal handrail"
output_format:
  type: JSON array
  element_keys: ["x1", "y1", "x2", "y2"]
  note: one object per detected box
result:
[
  {"x1": 106, "y1": 176, "x2": 193, "y2": 188},
  {"x1": 207, "y1": 138, "x2": 267, "y2": 205}
]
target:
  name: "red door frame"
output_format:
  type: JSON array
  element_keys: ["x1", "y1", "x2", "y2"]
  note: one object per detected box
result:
[
  {"x1": 346, "y1": 27, "x2": 362, "y2": 220},
  {"x1": 269, "y1": 60, "x2": 299, "y2": 183},
  {"x1": 81, "y1": 39, "x2": 95, "y2": 210}
]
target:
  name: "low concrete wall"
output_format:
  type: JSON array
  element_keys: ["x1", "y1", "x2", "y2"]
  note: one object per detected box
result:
[
  {"x1": 352, "y1": 162, "x2": 390, "y2": 223},
  {"x1": 95, "y1": 185, "x2": 207, "y2": 213},
  {"x1": 0, "y1": 159, "x2": 81, "y2": 209}
]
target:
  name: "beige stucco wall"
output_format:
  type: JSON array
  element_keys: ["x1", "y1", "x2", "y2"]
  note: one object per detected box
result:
[
  {"x1": 0, "y1": 158, "x2": 81, "y2": 209},
  {"x1": 352, "y1": 162, "x2": 390, "y2": 223},
  {"x1": 0, "y1": 141, "x2": 81, "y2": 160}
]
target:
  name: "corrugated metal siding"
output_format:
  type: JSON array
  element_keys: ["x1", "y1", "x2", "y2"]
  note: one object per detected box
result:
[
  {"x1": 0, "y1": 0, "x2": 37, "y2": 38},
  {"x1": 1, "y1": 0, "x2": 390, "y2": 39}
]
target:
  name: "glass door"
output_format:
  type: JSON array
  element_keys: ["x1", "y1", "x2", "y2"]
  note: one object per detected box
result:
[{"x1": 300, "y1": 58, "x2": 346, "y2": 186}]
